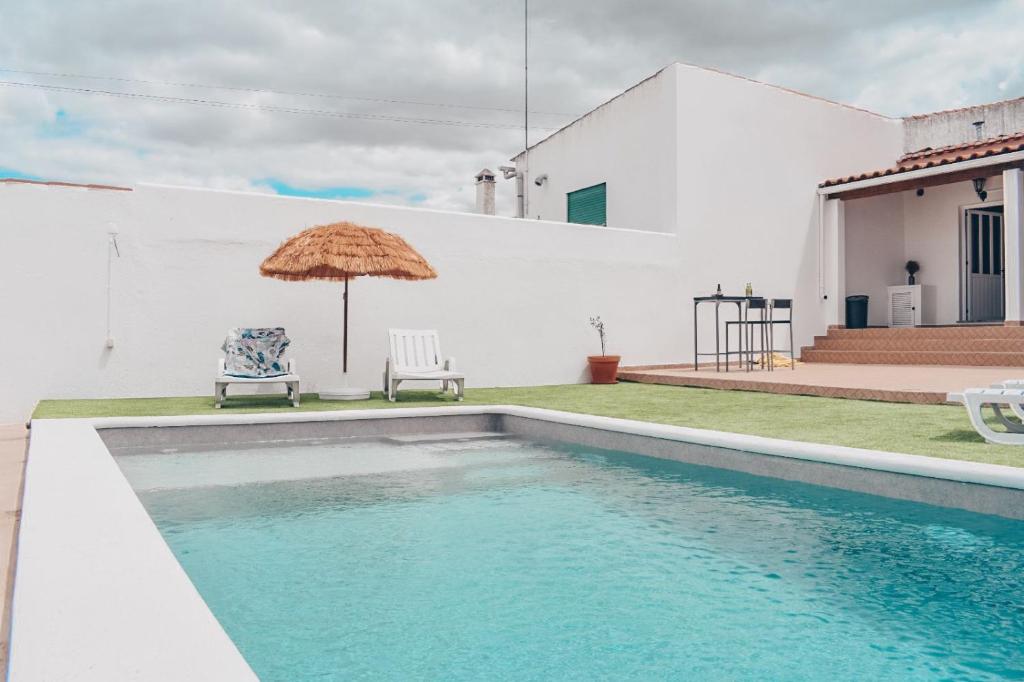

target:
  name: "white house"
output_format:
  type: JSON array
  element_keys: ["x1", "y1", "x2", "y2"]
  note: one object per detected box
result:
[{"x1": 514, "y1": 62, "x2": 1024, "y2": 353}]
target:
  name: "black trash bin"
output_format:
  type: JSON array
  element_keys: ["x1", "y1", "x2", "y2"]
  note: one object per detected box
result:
[{"x1": 845, "y1": 295, "x2": 869, "y2": 329}]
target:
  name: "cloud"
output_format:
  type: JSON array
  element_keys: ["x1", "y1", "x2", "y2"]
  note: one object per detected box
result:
[{"x1": 0, "y1": 0, "x2": 1020, "y2": 213}]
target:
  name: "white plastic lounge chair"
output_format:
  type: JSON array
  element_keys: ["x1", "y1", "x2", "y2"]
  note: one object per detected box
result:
[
  {"x1": 215, "y1": 328, "x2": 300, "y2": 408},
  {"x1": 384, "y1": 328, "x2": 464, "y2": 402},
  {"x1": 990, "y1": 380, "x2": 1024, "y2": 422},
  {"x1": 948, "y1": 388, "x2": 1024, "y2": 445}
]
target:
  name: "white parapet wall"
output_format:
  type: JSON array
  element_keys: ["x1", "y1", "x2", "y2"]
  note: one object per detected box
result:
[{"x1": 0, "y1": 181, "x2": 685, "y2": 421}]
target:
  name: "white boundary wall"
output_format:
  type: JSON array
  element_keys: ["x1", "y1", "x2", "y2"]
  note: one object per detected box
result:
[{"x1": 0, "y1": 182, "x2": 684, "y2": 420}]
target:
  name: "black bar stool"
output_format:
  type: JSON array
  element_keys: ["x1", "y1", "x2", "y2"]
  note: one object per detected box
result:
[
  {"x1": 768, "y1": 299, "x2": 794, "y2": 370},
  {"x1": 725, "y1": 298, "x2": 769, "y2": 371}
]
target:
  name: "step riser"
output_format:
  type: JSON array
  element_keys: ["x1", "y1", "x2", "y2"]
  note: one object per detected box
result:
[
  {"x1": 825, "y1": 326, "x2": 1024, "y2": 340},
  {"x1": 811, "y1": 339, "x2": 1024, "y2": 352},
  {"x1": 801, "y1": 350, "x2": 1024, "y2": 367}
]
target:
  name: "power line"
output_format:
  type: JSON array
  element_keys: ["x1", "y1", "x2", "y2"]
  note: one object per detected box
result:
[
  {"x1": 0, "y1": 67, "x2": 574, "y2": 118},
  {"x1": 0, "y1": 80, "x2": 560, "y2": 131}
]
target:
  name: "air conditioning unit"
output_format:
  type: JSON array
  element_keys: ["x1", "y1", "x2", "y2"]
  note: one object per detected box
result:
[{"x1": 887, "y1": 285, "x2": 921, "y2": 327}]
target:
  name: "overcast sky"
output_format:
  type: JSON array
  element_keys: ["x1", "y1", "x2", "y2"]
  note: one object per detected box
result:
[{"x1": 1, "y1": 1, "x2": 1022, "y2": 214}]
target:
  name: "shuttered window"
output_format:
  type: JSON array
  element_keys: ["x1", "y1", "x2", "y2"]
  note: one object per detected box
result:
[{"x1": 567, "y1": 183, "x2": 606, "y2": 226}]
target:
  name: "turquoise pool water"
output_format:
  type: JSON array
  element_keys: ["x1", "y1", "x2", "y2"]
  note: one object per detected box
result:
[{"x1": 120, "y1": 435, "x2": 1024, "y2": 681}]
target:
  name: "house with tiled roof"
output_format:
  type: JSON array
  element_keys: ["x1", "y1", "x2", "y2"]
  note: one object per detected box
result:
[{"x1": 513, "y1": 63, "x2": 1024, "y2": 364}]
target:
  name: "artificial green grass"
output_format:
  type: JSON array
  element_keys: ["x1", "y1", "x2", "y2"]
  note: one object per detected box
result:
[{"x1": 31, "y1": 383, "x2": 1024, "y2": 468}]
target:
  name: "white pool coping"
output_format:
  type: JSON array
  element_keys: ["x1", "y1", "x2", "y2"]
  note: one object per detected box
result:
[{"x1": 12, "y1": 406, "x2": 1024, "y2": 680}]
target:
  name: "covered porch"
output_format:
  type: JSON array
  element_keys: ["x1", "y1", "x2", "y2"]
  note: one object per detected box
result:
[{"x1": 818, "y1": 134, "x2": 1024, "y2": 329}]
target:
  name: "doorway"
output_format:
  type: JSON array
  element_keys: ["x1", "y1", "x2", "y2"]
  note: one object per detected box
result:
[{"x1": 961, "y1": 205, "x2": 1005, "y2": 322}]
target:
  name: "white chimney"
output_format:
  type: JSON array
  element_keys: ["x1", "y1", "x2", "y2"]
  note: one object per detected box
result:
[{"x1": 475, "y1": 168, "x2": 496, "y2": 215}]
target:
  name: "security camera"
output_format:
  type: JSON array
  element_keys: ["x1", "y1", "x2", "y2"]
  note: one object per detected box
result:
[{"x1": 534, "y1": 174, "x2": 548, "y2": 186}]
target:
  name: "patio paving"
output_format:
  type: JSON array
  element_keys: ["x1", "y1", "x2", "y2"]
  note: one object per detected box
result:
[
  {"x1": 0, "y1": 424, "x2": 26, "y2": 674},
  {"x1": 618, "y1": 362, "x2": 1024, "y2": 404}
]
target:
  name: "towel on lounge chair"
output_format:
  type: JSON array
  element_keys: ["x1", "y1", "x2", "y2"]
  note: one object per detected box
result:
[{"x1": 221, "y1": 327, "x2": 291, "y2": 378}]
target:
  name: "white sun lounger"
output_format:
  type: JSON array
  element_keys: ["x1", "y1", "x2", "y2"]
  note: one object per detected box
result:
[
  {"x1": 948, "y1": 388, "x2": 1024, "y2": 445},
  {"x1": 215, "y1": 328, "x2": 299, "y2": 408},
  {"x1": 384, "y1": 328, "x2": 464, "y2": 402},
  {"x1": 216, "y1": 358, "x2": 299, "y2": 408},
  {"x1": 989, "y1": 380, "x2": 1024, "y2": 422}
]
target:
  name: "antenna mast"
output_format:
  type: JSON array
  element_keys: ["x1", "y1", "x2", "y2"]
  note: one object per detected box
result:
[{"x1": 523, "y1": 0, "x2": 529, "y2": 217}]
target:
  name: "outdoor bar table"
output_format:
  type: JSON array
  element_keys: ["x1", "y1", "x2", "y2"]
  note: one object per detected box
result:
[{"x1": 693, "y1": 295, "x2": 756, "y2": 371}]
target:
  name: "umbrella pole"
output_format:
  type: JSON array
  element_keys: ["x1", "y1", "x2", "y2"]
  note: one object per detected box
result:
[
  {"x1": 318, "y1": 275, "x2": 367, "y2": 400},
  {"x1": 343, "y1": 276, "x2": 349, "y2": 375}
]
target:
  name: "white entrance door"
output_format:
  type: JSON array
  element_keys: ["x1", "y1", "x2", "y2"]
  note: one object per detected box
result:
[{"x1": 964, "y1": 208, "x2": 1005, "y2": 322}]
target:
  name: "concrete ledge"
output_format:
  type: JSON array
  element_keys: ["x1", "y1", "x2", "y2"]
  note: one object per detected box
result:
[{"x1": 10, "y1": 421, "x2": 257, "y2": 681}]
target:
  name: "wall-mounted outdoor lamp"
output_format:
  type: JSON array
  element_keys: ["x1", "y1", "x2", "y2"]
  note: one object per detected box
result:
[{"x1": 973, "y1": 178, "x2": 988, "y2": 202}]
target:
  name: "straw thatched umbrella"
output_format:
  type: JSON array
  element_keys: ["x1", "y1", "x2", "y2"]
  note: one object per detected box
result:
[{"x1": 260, "y1": 221, "x2": 437, "y2": 399}]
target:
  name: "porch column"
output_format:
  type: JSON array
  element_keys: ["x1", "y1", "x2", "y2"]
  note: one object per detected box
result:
[
  {"x1": 1004, "y1": 168, "x2": 1024, "y2": 324},
  {"x1": 822, "y1": 197, "x2": 845, "y2": 327}
]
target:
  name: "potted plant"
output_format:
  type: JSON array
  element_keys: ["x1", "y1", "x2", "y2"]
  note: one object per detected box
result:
[
  {"x1": 587, "y1": 316, "x2": 621, "y2": 384},
  {"x1": 905, "y1": 260, "x2": 920, "y2": 285}
]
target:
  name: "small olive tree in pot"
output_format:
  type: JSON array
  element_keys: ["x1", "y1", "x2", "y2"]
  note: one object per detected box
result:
[{"x1": 587, "y1": 316, "x2": 621, "y2": 384}]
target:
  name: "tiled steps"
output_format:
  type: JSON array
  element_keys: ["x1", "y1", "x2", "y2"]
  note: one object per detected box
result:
[
  {"x1": 824, "y1": 326, "x2": 1024, "y2": 339},
  {"x1": 809, "y1": 337, "x2": 1024, "y2": 352},
  {"x1": 801, "y1": 326, "x2": 1024, "y2": 367},
  {"x1": 800, "y1": 349, "x2": 1024, "y2": 366}
]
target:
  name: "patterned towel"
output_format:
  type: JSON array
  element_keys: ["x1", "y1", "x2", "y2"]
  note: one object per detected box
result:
[{"x1": 221, "y1": 328, "x2": 291, "y2": 378}]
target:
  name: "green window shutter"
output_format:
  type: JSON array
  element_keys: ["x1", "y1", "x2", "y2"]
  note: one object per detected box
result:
[{"x1": 567, "y1": 183, "x2": 606, "y2": 226}]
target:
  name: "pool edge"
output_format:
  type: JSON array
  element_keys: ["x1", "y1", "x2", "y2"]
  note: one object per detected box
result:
[{"x1": 13, "y1": 406, "x2": 1024, "y2": 679}]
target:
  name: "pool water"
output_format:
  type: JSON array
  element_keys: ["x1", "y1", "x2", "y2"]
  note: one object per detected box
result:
[{"x1": 119, "y1": 435, "x2": 1024, "y2": 681}]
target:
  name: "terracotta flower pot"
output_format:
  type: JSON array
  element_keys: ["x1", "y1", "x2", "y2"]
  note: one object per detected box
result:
[{"x1": 587, "y1": 355, "x2": 621, "y2": 384}]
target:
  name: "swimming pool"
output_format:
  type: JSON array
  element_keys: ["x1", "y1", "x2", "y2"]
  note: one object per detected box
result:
[{"x1": 118, "y1": 432, "x2": 1024, "y2": 681}]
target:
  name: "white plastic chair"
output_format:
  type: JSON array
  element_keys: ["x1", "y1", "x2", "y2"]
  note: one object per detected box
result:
[
  {"x1": 384, "y1": 329, "x2": 464, "y2": 402},
  {"x1": 948, "y1": 388, "x2": 1024, "y2": 445}
]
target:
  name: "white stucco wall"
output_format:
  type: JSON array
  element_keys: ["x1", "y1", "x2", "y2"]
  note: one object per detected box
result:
[
  {"x1": 0, "y1": 182, "x2": 685, "y2": 421},
  {"x1": 901, "y1": 176, "x2": 1005, "y2": 324},
  {"x1": 843, "y1": 194, "x2": 906, "y2": 326},
  {"x1": 517, "y1": 62, "x2": 905, "y2": 353},
  {"x1": 516, "y1": 67, "x2": 678, "y2": 233},
  {"x1": 670, "y1": 64, "x2": 904, "y2": 348}
]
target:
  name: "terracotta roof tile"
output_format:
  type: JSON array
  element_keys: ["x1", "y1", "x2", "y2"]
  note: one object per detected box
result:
[
  {"x1": 0, "y1": 177, "x2": 132, "y2": 191},
  {"x1": 819, "y1": 131, "x2": 1024, "y2": 188}
]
